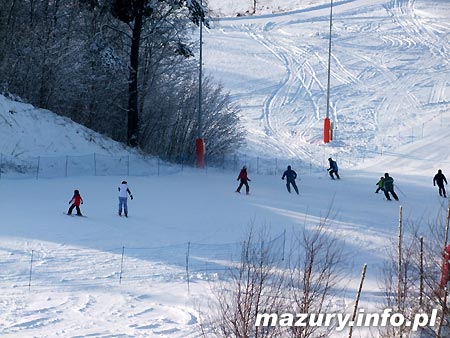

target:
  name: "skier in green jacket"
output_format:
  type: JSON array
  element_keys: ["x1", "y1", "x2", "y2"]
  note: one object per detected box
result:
[{"x1": 375, "y1": 177, "x2": 384, "y2": 193}]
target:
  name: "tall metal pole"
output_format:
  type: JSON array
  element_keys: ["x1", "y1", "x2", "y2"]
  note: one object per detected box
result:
[
  {"x1": 326, "y1": 0, "x2": 333, "y2": 120},
  {"x1": 198, "y1": 0, "x2": 203, "y2": 139},
  {"x1": 195, "y1": 0, "x2": 205, "y2": 168},
  {"x1": 323, "y1": 0, "x2": 333, "y2": 143}
]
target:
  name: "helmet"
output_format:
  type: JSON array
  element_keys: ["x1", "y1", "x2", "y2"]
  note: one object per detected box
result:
[
  {"x1": 122, "y1": 180, "x2": 127, "y2": 184},
  {"x1": 242, "y1": 166, "x2": 247, "y2": 170}
]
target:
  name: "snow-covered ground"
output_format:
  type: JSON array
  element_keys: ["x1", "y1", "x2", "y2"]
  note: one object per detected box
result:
[
  {"x1": 1, "y1": 0, "x2": 450, "y2": 337},
  {"x1": 1, "y1": 168, "x2": 448, "y2": 337}
]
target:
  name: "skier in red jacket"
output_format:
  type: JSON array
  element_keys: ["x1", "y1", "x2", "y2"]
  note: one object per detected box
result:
[
  {"x1": 236, "y1": 166, "x2": 251, "y2": 195},
  {"x1": 68, "y1": 189, "x2": 83, "y2": 216}
]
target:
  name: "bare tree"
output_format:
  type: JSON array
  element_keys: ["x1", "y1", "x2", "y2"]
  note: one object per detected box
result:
[
  {"x1": 202, "y1": 219, "x2": 345, "y2": 338},
  {"x1": 380, "y1": 207, "x2": 450, "y2": 337},
  {"x1": 139, "y1": 75, "x2": 244, "y2": 162},
  {"x1": 380, "y1": 221, "x2": 421, "y2": 338},
  {"x1": 201, "y1": 228, "x2": 286, "y2": 338},
  {"x1": 286, "y1": 220, "x2": 344, "y2": 338}
]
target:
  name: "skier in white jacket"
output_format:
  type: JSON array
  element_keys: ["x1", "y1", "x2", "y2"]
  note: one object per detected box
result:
[{"x1": 118, "y1": 180, "x2": 133, "y2": 217}]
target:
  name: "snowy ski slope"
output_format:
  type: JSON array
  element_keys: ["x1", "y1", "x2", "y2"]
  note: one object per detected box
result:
[
  {"x1": 0, "y1": 0, "x2": 449, "y2": 337},
  {"x1": 203, "y1": 0, "x2": 450, "y2": 167}
]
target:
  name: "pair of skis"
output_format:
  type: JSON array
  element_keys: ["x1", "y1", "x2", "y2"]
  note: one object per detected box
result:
[{"x1": 63, "y1": 212, "x2": 87, "y2": 218}]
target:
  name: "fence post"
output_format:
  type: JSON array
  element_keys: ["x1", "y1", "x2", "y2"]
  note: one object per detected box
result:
[
  {"x1": 348, "y1": 264, "x2": 367, "y2": 338},
  {"x1": 119, "y1": 246, "x2": 125, "y2": 284},
  {"x1": 419, "y1": 236, "x2": 423, "y2": 306},
  {"x1": 181, "y1": 156, "x2": 184, "y2": 175},
  {"x1": 397, "y1": 206, "x2": 403, "y2": 338},
  {"x1": 94, "y1": 153, "x2": 97, "y2": 176},
  {"x1": 36, "y1": 157, "x2": 40, "y2": 180},
  {"x1": 127, "y1": 156, "x2": 130, "y2": 176},
  {"x1": 397, "y1": 206, "x2": 403, "y2": 307},
  {"x1": 28, "y1": 250, "x2": 34, "y2": 291},
  {"x1": 186, "y1": 242, "x2": 191, "y2": 295},
  {"x1": 157, "y1": 158, "x2": 160, "y2": 176}
]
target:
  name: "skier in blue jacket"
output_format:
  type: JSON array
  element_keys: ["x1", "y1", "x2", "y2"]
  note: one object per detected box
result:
[{"x1": 327, "y1": 158, "x2": 340, "y2": 179}]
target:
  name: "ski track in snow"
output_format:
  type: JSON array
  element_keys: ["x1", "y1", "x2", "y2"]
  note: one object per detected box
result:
[
  {"x1": 388, "y1": 0, "x2": 450, "y2": 67},
  {"x1": 203, "y1": 0, "x2": 450, "y2": 162},
  {"x1": 0, "y1": 288, "x2": 200, "y2": 337},
  {"x1": 0, "y1": 230, "x2": 203, "y2": 337}
]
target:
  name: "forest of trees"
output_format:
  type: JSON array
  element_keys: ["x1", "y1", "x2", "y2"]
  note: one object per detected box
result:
[{"x1": 0, "y1": 0, "x2": 244, "y2": 162}]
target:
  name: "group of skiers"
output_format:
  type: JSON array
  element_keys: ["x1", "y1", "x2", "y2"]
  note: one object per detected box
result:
[
  {"x1": 236, "y1": 157, "x2": 339, "y2": 196},
  {"x1": 236, "y1": 158, "x2": 448, "y2": 202},
  {"x1": 67, "y1": 161, "x2": 448, "y2": 217},
  {"x1": 67, "y1": 180, "x2": 133, "y2": 217},
  {"x1": 374, "y1": 173, "x2": 399, "y2": 201},
  {"x1": 374, "y1": 169, "x2": 447, "y2": 201}
]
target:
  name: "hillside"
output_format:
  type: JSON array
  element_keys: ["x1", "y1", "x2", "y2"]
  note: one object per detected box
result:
[{"x1": 0, "y1": 94, "x2": 131, "y2": 158}]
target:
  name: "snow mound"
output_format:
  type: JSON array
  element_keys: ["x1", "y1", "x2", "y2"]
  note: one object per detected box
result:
[{"x1": 0, "y1": 94, "x2": 131, "y2": 158}]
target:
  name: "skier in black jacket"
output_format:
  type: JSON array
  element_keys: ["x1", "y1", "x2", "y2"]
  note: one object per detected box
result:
[
  {"x1": 433, "y1": 169, "x2": 448, "y2": 198},
  {"x1": 282, "y1": 165, "x2": 299, "y2": 194},
  {"x1": 382, "y1": 173, "x2": 399, "y2": 201}
]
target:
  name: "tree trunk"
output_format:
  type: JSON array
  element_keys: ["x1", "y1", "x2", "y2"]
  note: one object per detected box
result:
[{"x1": 127, "y1": 2, "x2": 143, "y2": 147}]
